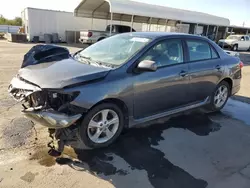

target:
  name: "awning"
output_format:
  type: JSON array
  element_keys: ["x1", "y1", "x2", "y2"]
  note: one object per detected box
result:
[{"x1": 74, "y1": 0, "x2": 230, "y2": 26}]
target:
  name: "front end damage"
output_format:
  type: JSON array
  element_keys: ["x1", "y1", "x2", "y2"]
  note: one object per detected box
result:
[{"x1": 9, "y1": 76, "x2": 85, "y2": 156}]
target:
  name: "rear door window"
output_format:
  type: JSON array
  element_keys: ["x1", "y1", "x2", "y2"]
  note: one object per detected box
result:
[
  {"x1": 119, "y1": 26, "x2": 131, "y2": 33},
  {"x1": 186, "y1": 40, "x2": 215, "y2": 61}
]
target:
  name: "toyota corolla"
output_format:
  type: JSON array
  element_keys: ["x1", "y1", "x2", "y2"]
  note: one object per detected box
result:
[{"x1": 8, "y1": 32, "x2": 243, "y2": 156}]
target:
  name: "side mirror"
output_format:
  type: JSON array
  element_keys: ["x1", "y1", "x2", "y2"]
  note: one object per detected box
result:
[
  {"x1": 137, "y1": 60, "x2": 157, "y2": 72},
  {"x1": 241, "y1": 38, "x2": 245, "y2": 41}
]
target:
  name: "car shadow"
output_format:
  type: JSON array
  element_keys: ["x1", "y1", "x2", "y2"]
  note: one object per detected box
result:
[
  {"x1": 231, "y1": 95, "x2": 250, "y2": 104},
  {"x1": 55, "y1": 112, "x2": 222, "y2": 188}
]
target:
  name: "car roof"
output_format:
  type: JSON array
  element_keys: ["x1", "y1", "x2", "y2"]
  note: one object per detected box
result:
[{"x1": 126, "y1": 32, "x2": 204, "y2": 39}]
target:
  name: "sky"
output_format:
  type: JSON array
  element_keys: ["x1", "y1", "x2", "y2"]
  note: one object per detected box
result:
[{"x1": 0, "y1": 0, "x2": 249, "y2": 27}]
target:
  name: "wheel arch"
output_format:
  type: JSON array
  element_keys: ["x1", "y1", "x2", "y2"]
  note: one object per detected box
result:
[
  {"x1": 219, "y1": 77, "x2": 233, "y2": 95},
  {"x1": 91, "y1": 98, "x2": 129, "y2": 128}
]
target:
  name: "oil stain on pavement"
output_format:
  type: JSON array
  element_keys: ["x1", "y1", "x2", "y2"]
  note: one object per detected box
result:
[
  {"x1": 30, "y1": 147, "x2": 56, "y2": 167},
  {"x1": 56, "y1": 112, "x2": 221, "y2": 188},
  {"x1": 20, "y1": 172, "x2": 38, "y2": 183}
]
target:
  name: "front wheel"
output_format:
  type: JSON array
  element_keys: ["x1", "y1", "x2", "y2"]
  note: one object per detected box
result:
[
  {"x1": 207, "y1": 81, "x2": 230, "y2": 112},
  {"x1": 78, "y1": 103, "x2": 124, "y2": 149}
]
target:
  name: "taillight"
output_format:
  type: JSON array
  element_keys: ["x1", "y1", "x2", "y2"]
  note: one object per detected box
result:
[
  {"x1": 239, "y1": 61, "x2": 244, "y2": 69},
  {"x1": 87, "y1": 32, "x2": 93, "y2": 37}
]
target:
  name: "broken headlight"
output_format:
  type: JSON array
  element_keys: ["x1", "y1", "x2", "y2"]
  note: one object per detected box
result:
[{"x1": 24, "y1": 91, "x2": 81, "y2": 114}]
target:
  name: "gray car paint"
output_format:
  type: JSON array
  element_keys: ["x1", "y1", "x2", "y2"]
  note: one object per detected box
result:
[
  {"x1": 18, "y1": 58, "x2": 111, "y2": 88},
  {"x1": 12, "y1": 32, "x2": 241, "y2": 128}
]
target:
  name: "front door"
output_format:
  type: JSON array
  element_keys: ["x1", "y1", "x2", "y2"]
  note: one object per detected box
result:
[
  {"x1": 238, "y1": 36, "x2": 249, "y2": 50},
  {"x1": 185, "y1": 39, "x2": 224, "y2": 102},
  {"x1": 133, "y1": 39, "x2": 191, "y2": 119}
]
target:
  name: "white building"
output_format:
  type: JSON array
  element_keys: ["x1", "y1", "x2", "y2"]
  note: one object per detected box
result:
[{"x1": 21, "y1": 7, "x2": 142, "y2": 42}]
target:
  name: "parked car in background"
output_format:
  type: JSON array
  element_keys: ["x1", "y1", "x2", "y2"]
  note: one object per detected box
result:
[
  {"x1": 218, "y1": 35, "x2": 250, "y2": 51},
  {"x1": 9, "y1": 32, "x2": 243, "y2": 156},
  {"x1": 79, "y1": 24, "x2": 136, "y2": 44}
]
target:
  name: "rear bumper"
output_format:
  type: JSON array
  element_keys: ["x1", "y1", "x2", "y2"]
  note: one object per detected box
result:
[
  {"x1": 231, "y1": 85, "x2": 240, "y2": 95},
  {"x1": 22, "y1": 109, "x2": 82, "y2": 129}
]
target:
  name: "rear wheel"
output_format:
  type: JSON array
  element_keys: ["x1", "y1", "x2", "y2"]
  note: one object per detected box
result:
[
  {"x1": 78, "y1": 103, "x2": 124, "y2": 149},
  {"x1": 232, "y1": 44, "x2": 238, "y2": 51},
  {"x1": 207, "y1": 81, "x2": 230, "y2": 112}
]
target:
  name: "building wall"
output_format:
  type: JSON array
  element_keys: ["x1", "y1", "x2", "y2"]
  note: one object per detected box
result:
[
  {"x1": 0, "y1": 25, "x2": 20, "y2": 33},
  {"x1": 23, "y1": 8, "x2": 142, "y2": 42},
  {"x1": 142, "y1": 23, "x2": 190, "y2": 34}
]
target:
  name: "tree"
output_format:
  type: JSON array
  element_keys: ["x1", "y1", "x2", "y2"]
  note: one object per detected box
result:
[
  {"x1": 0, "y1": 15, "x2": 7, "y2": 25},
  {"x1": 13, "y1": 17, "x2": 22, "y2": 26},
  {"x1": 0, "y1": 15, "x2": 22, "y2": 26}
]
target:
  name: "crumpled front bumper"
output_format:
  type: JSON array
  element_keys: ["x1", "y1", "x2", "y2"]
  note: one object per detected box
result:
[
  {"x1": 22, "y1": 109, "x2": 82, "y2": 129},
  {"x1": 9, "y1": 76, "x2": 82, "y2": 129},
  {"x1": 8, "y1": 76, "x2": 41, "y2": 102}
]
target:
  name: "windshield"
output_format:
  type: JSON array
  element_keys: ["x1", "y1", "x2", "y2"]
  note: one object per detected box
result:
[
  {"x1": 77, "y1": 34, "x2": 151, "y2": 67},
  {"x1": 227, "y1": 35, "x2": 241, "y2": 40}
]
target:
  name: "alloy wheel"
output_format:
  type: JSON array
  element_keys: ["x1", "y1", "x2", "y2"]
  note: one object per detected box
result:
[
  {"x1": 214, "y1": 85, "x2": 228, "y2": 108},
  {"x1": 87, "y1": 109, "x2": 119, "y2": 144}
]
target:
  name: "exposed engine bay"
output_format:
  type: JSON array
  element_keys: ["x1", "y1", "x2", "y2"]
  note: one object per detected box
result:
[
  {"x1": 8, "y1": 75, "x2": 85, "y2": 156},
  {"x1": 8, "y1": 44, "x2": 89, "y2": 157}
]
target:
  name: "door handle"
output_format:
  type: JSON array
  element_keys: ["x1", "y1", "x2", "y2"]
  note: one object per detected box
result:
[
  {"x1": 179, "y1": 70, "x2": 188, "y2": 77},
  {"x1": 215, "y1": 65, "x2": 222, "y2": 70}
]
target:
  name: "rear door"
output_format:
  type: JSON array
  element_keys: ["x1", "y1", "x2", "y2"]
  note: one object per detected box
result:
[
  {"x1": 185, "y1": 39, "x2": 224, "y2": 103},
  {"x1": 245, "y1": 36, "x2": 250, "y2": 50},
  {"x1": 238, "y1": 36, "x2": 248, "y2": 50}
]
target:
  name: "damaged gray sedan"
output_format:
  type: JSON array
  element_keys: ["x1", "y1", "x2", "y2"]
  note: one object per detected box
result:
[{"x1": 9, "y1": 33, "x2": 242, "y2": 156}]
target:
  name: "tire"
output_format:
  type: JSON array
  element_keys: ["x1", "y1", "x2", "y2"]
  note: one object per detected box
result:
[
  {"x1": 78, "y1": 103, "x2": 124, "y2": 149},
  {"x1": 207, "y1": 81, "x2": 230, "y2": 112},
  {"x1": 97, "y1": 37, "x2": 105, "y2": 42},
  {"x1": 232, "y1": 44, "x2": 238, "y2": 51}
]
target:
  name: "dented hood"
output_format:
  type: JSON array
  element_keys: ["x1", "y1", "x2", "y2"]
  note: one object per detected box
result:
[{"x1": 18, "y1": 58, "x2": 111, "y2": 88}]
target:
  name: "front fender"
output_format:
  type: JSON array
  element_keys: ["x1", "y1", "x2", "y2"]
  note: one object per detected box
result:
[{"x1": 64, "y1": 71, "x2": 134, "y2": 116}]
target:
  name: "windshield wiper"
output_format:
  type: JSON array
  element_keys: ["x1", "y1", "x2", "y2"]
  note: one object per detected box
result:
[
  {"x1": 76, "y1": 54, "x2": 116, "y2": 68},
  {"x1": 78, "y1": 54, "x2": 91, "y2": 60}
]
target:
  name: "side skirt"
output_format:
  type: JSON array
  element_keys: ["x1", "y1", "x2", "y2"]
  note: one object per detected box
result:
[{"x1": 129, "y1": 97, "x2": 210, "y2": 128}]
